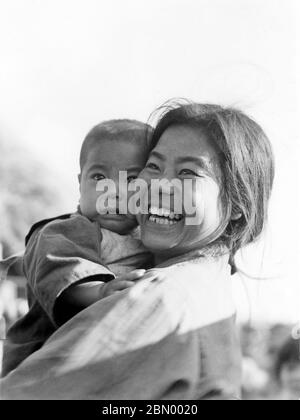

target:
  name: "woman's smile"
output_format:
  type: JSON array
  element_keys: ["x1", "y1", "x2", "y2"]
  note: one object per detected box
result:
[{"x1": 148, "y1": 206, "x2": 184, "y2": 225}]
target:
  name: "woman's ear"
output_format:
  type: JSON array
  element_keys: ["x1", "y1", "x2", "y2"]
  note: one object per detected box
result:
[{"x1": 231, "y1": 212, "x2": 242, "y2": 221}]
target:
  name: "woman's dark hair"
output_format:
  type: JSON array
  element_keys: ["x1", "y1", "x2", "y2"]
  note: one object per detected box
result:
[{"x1": 149, "y1": 100, "x2": 275, "y2": 271}]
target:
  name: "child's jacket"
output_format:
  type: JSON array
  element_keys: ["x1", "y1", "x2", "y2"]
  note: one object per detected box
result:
[{"x1": 1, "y1": 213, "x2": 152, "y2": 377}]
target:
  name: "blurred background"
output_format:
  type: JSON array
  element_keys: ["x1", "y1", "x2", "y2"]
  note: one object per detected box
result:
[{"x1": 0, "y1": 0, "x2": 299, "y2": 399}]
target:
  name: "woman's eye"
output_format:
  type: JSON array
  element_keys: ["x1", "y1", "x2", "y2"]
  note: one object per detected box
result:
[
  {"x1": 146, "y1": 162, "x2": 160, "y2": 171},
  {"x1": 92, "y1": 174, "x2": 106, "y2": 181},
  {"x1": 179, "y1": 169, "x2": 199, "y2": 177},
  {"x1": 127, "y1": 175, "x2": 138, "y2": 184}
]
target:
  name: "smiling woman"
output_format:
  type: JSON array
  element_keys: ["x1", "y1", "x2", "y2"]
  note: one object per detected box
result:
[{"x1": 141, "y1": 101, "x2": 274, "y2": 270}]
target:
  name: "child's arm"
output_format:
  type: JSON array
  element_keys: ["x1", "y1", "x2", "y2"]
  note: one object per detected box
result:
[
  {"x1": 23, "y1": 215, "x2": 117, "y2": 327},
  {"x1": 54, "y1": 270, "x2": 146, "y2": 325}
]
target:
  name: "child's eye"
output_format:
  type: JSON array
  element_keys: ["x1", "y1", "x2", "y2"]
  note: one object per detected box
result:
[
  {"x1": 92, "y1": 173, "x2": 106, "y2": 181},
  {"x1": 127, "y1": 175, "x2": 138, "y2": 184},
  {"x1": 146, "y1": 162, "x2": 160, "y2": 171}
]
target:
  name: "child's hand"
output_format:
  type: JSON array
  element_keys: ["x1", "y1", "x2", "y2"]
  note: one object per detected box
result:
[{"x1": 99, "y1": 269, "x2": 146, "y2": 298}]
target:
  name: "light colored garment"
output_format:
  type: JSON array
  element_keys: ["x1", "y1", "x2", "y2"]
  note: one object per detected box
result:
[
  {"x1": 0, "y1": 252, "x2": 242, "y2": 400},
  {"x1": 1, "y1": 213, "x2": 152, "y2": 376}
]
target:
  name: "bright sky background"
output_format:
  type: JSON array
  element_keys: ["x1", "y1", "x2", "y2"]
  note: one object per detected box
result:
[{"x1": 0, "y1": 0, "x2": 299, "y2": 324}]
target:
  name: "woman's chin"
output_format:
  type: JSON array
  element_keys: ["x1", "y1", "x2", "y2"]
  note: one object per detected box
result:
[{"x1": 140, "y1": 217, "x2": 185, "y2": 252}]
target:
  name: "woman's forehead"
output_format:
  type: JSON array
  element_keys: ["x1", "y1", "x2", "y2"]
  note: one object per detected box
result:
[{"x1": 153, "y1": 124, "x2": 221, "y2": 162}]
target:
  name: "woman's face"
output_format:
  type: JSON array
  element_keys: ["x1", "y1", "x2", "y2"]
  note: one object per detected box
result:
[{"x1": 138, "y1": 124, "x2": 224, "y2": 258}]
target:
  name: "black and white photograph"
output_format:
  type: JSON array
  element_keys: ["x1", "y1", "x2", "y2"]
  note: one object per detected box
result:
[{"x1": 0, "y1": 0, "x2": 299, "y2": 402}]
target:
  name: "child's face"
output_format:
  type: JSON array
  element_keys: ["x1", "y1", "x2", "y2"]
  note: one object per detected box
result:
[
  {"x1": 79, "y1": 138, "x2": 148, "y2": 235},
  {"x1": 138, "y1": 125, "x2": 223, "y2": 257}
]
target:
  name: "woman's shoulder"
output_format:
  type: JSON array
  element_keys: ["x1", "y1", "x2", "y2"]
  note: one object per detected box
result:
[{"x1": 144, "y1": 254, "x2": 236, "y2": 332}]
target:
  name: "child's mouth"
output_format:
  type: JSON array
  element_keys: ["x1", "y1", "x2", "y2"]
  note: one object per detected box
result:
[
  {"x1": 148, "y1": 206, "x2": 184, "y2": 226},
  {"x1": 100, "y1": 210, "x2": 128, "y2": 220},
  {"x1": 102, "y1": 208, "x2": 121, "y2": 215}
]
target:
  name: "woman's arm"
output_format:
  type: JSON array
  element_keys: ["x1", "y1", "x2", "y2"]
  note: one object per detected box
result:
[
  {"x1": 1, "y1": 276, "x2": 188, "y2": 400},
  {"x1": 1, "y1": 265, "x2": 241, "y2": 400}
]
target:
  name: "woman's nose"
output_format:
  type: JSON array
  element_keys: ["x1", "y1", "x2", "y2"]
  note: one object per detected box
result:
[{"x1": 161, "y1": 168, "x2": 177, "y2": 181}]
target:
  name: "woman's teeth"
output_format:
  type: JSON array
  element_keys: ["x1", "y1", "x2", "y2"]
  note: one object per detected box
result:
[
  {"x1": 149, "y1": 207, "x2": 183, "y2": 225},
  {"x1": 149, "y1": 215, "x2": 177, "y2": 225}
]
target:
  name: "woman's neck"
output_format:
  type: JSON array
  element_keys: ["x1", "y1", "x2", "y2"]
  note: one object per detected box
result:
[
  {"x1": 153, "y1": 242, "x2": 229, "y2": 268},
  {"x1": 153, "y1": 248, "x2": 185, "y2": 267},
  {"x1": 153, "y1": 249, "x2": 203, "y2": 268}
]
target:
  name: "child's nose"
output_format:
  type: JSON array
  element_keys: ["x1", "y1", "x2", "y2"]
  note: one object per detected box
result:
[{"x1": 114, "y1": 179, "x2": 128, "y2": 200}]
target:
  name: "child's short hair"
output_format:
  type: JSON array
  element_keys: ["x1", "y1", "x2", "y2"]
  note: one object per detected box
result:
[
  {"x1": 149, "y1": 100, "x2": 275, "y2": 268},
  {"x1": 80, "y1": 119, "x2": 153, "y2": 171}
]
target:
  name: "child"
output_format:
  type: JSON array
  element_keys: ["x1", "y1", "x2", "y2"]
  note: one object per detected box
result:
[{"x1": 2, "y1": 119, "x2": 153, "y2": 377}]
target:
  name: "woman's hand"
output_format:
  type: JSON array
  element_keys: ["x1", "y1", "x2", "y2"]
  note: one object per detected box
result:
[{"x1": 99, "y1": 269, "x2": 147, "y2": 298}]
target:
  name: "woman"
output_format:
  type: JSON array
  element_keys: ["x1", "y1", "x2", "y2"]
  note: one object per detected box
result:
[{"x1": 1, "y1": 101, "x2": 274, "y2": 400}]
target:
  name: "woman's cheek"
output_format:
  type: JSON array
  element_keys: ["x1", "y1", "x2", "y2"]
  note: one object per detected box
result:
[
  {"x1": 138, "y1": 169, "x2": 152, "y2": 185},
  {"x1": 202, "y1": 180, "x2": 222, "y2": 231},
  {"x1": 183, "y1": 179, "x2": 205, "y2": 226},
  {"x1": 185, "y1": 178, "x2": 221, "y2": 230},
  {"x1": 135, "y1": 170, "x2": 152, "y2": 212}
]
